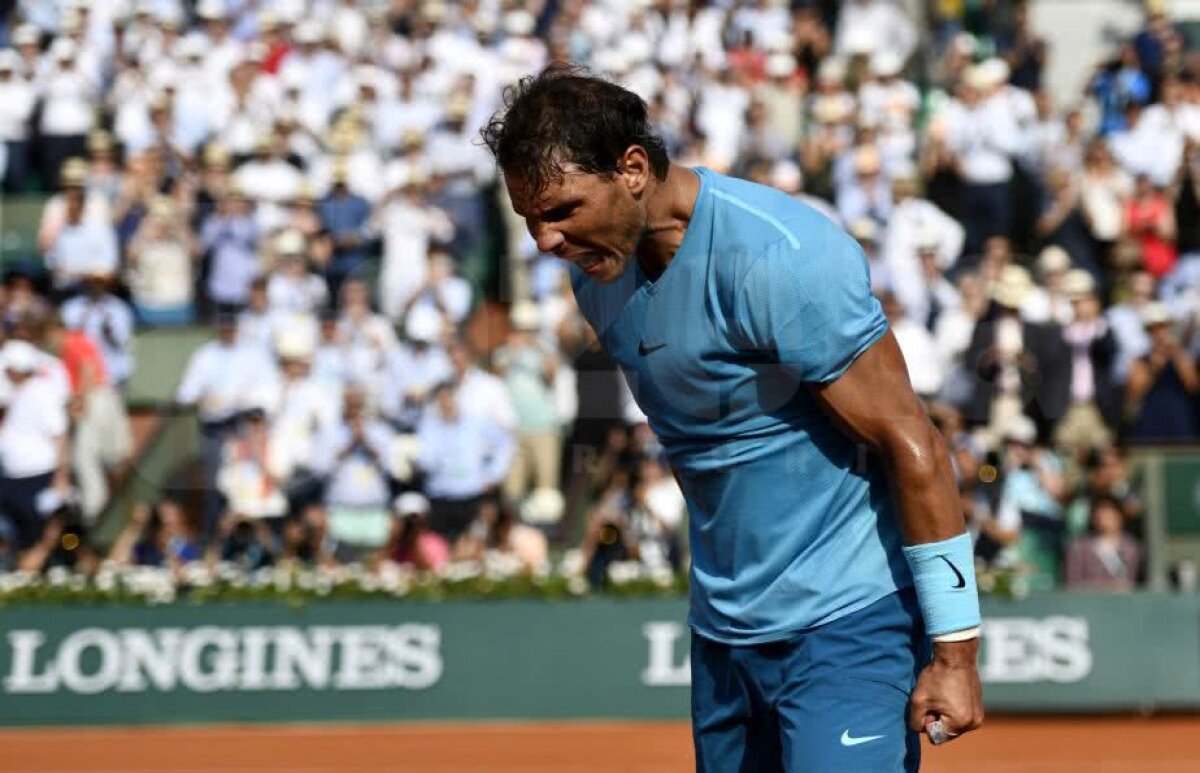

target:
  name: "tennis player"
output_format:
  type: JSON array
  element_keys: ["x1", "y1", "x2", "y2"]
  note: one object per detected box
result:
[{"x1": 482, "y1": 64, "x2": 983, "y2": 772}]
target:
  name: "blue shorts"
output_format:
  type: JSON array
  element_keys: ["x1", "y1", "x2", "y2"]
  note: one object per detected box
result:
[{"x1": 691, "y1": 589, "x2": 928, "y2": 773}]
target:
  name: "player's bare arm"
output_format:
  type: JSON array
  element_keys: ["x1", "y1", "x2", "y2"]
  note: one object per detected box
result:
[{"x1": 810, "y1": 330, "x2": 985, "y2": 744}]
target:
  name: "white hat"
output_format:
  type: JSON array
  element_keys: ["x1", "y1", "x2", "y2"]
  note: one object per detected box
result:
[
  {"x1": 509, "y1": 300, "x2": 541, "y2": 332},
  {"x1": 992, "y1": 265, "x2": 1033, "y2": 309},
  {"x1": 1002, "y1": 415, "x2": 1038, "y2": 446},
  {"x1": 817, "y1": 57, "x2": 846, "y2": 84},
  {"x1": 1141, "y1": 301, "x2": 1173, "y2": 328},
  {"x1": 175, "y1": 34, "x2": 210, "y2": 60},
  {"x1": 275, "y1": 327, "x2": 315, "y2": 360},
  {"x1": 12, "y1": 24, "x2": 39, "y2": 47},
  {"x1": 520, "y1": 488, "x2": 565, "y2": 525},
  {"x1": 275, "y1": 228, "x2": 306, "y2": 256},
  {"x1": 849, "y1": 217, "x2": 878, "y2": 242},
  {"x1": 769, "y1": 159, "x2": 803, "y2": 193},
  {"x1": 1061, "y1": 268, "x2": 1096, "y2": 299},
  {"x1": 197, "y1": 0, "x2": 226, "y2": 20},
  {"x1": 765, "y1": 53, "x2": 796, "y2": 79},
  {"x1": 1, "y1": 340, "x2": 40, "y2": 374},
  {"x1": 870, "y1": 51, "x2": 903, "y2": 78},
  {"x1": 503, "y1": 10, "x2": 535, "y2": 36},
  {"x1": 1037, "y1": 245, "x2": 1071, "y2": 275},
  {"x1": 978, "y1": 58, "x2": 1011, "y2": 88},
  {"x1": 293, "y1": 20, "x2": 322, "y2": 44},
  {"x1": 405, "y1": 305, "x2": 442, "y2": 344},
  {"x1": 393, "y1": 491, "x2": 431, "y2": 516},
  {"x1": 49, "y1": 38, "x2": 77, "y2": 62}
]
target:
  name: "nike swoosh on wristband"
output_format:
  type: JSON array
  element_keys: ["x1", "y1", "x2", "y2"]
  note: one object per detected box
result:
[
  {"x1": 937, "y1": 554, "x2": 967, "y2": 589},
  {"x1": 841, "y1": 730, "x2": 886, "y2": 747},
  {"x1": 638, "y1": 341, "x2": 667, "y2": 356}
]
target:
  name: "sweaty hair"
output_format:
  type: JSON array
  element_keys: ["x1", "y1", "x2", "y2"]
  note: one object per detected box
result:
[{"x1": 480, "y1": 63, "x2": 669, "y2": 196}]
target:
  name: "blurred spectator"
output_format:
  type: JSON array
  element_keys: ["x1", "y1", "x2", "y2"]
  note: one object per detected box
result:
[
  {"x1": 1122, "y1": 173, "x2": 1178, "y2": 278},
  {"x1": 265, "y1": 229, "x2": 329, "y2": 314},
  {"x1": 455, "y1": 498, "x2": 548, "y2": 574},
  {"x1": 110, "y1": 500, "x2": 201, "y2": 569},
  {"x1": 215, "y1": 407, "x2": 289, "y2": 522},
  {"x1": 882, "y1": 291, "x2": 945, "y2": 399},
  {"x1": 1125, "y1": 302, "x2": 1198, "y2": 440},
  {"x1": 1054, "y1": 270, "x2": 1119, "y2": 451},
  {"x1": 199, "y1": 182, "x2": 260, "y2": 314},
  {"x1": 0, "y1": 340, "x2": 70, "y2": 550},
  {"x1": 494, "y1": 301, "x2": 563, "y2": 504},
  {"x1": 0, "y1": 49, "x2": 36, "y2": 194},
  {"x1": 42, "y1": 159, "x2": 120, "y2": 297},
  {"x1": 416, "y1": 381, "x2": 514, "y2": 542},
  {"x1": 317, "y1": 162, "x2": 372, "y2": 295},
  {"x1": 125, "y1": 196, "x2": 198, "y2": 326},
  {"x1": 42, "y1": 311, "x2": 132, "y2": 522},
  {"x1": 61, "y1": 272, "x2": 135, "y2": 387},
  {"x1": 1108, "y1": 271, "x2": 1157, "y2": 383},
  {"x1": 380, "y1": 492, "x2": 449, "y2": 573},
  {"x1": 1065, "y1": 495, "x2": 1143, "y2": 591},
  {"x1": 175, "y1": 312, "x2": 276, "y2": 537},
  {"x1": 312, "y1": 385, "x2": 399, "y2": 560}
]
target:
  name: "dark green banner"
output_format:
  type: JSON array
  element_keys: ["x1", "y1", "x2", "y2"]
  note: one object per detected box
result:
[{"x1": 1, "y1": 593, "x2": 1197, "y2": 726}]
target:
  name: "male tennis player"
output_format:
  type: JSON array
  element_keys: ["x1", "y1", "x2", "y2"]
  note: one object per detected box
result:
[{"x1": 482, "y1": 65, "x2": 983, "y2": 771}]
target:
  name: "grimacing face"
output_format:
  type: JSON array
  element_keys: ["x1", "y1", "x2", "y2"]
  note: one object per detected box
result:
[{"x1": 505, "y1": 157, "x2": 649, "y2": 284}]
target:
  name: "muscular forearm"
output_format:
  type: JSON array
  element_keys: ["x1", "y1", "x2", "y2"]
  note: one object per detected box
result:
[{"x1": 881, "y1": 417, "x2": 966, "y2": 545}]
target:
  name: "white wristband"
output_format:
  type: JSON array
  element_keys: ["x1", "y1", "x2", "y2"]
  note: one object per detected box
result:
[{"x1": 932, "y1": 626, "x2": 980, "y2": 643}]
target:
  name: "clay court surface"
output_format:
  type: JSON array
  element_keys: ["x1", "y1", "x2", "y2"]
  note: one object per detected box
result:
[{"x1": 3, "y1": 717, "x2": 1198, "y2": 772}]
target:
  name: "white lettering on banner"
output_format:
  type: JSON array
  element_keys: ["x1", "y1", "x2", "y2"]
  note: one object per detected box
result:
[
  {"x1": 980, "y1": 617, "x2": 1092, "y2": 683},
  {"x1": 1, "y1": 625, "x2": 443, "y2": 696},
  {"x1": 641, "y1": 616, "x2": 1095, "y2": 688},
  {"x1": 641, "y1": 622, "x2": 690, "y2": 686}
]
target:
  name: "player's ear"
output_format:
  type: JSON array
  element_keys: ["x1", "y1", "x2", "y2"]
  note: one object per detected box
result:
[{"x1": 618, "y1": 146, "x2": 650, "y2": 197}]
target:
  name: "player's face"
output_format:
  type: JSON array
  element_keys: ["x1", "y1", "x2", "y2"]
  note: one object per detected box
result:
[{"x1": 506, "y1": 166, "x2": 645, "y2": 284}]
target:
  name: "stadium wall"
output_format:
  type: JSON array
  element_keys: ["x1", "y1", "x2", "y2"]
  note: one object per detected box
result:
[{"x1": 0, "y1": 593, "x2": 1197, "y2": 726}]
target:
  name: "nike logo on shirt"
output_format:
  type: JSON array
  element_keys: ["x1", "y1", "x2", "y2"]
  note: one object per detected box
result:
[
  {"x1": 937, "y1": 554, "x2": 967, "y2": 589},
  {"x1": 638, "y1": 341, "x2": 667, "y2": 356},
  {"x1": 841, "y1": 730, "x2": 886, "y2": 747}
]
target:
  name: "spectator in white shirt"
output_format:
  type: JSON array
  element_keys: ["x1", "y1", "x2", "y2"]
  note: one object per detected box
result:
[
  {"x1": 42, "y1": 159, "x2": 120, "y2": 297},
  {"x1": 265, "y1": 229, "x2": 329, "y2": 315},
  {"x1": 38, "y1": 38, "x2": 98, "y2": 187},
  {"x1": 0, "y1": 341, "x2": 70, "y2": 550},
  {"x1": 399, "y1": 249, "x2": 472, "y2": 347},
  {"x1": 60, "y1": 273, "x2": 135, "y2": 387},
  {"x1": 882, "y1": 291, "x2": 946, "y2": 399},
  {"x1": 446, "y1": 336, "x2": 518, "y2": 433},
  {"x1": 176, "y1": 312, "x2": 279, "y2": 537},
  {"x1": 0, "y1": 50, "x2": 36, "y2": 193},
  {"x1": 312, "y1": 385, "x2": 399, "y2": 559},
  {"x1": 834, "y1": 0, "x2": 917, "y2": 65}
]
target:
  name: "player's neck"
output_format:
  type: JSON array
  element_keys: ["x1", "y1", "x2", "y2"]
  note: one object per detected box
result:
[{"x1": 634, "y1": 164, "x2": 700, "y2": 282}]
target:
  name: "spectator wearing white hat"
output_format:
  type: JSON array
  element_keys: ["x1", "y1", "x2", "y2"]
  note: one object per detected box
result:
[
  {"x1": 943, "y1": 61, "x2": 1023, "y2": 257},
  {"x1": 1126, "y1": 302, "x2": 1198, "y2": 440},
  {"x1": 858, "y1": 50, "x2": 920, "y2": 162},
  {"x1": 38, "y1": 38, "x2": 99, "y2": 186},
  {"x1": 847, "y1": 217, "x2": 890, "y2": 295},
  {"x1": 380, "y1": 491, "x2": 449, "y2": 573},
  {"x1": 754, "y1": 54, "x2": 805, "y2": 152},
  {"x1": 375, "y1": 166, "x2": 455, "y2": 322},
  {"x1": 964, "y1": 265, "x2": 1071, "y2": 435},
  {"x1": 382, "y1": 314, "x2": 453, "y2": 432},
  {"x1": 265, "y1": 229, "x2": 328, "y2": 315},
  {"x1": 0, "y1": 49, "x2": 36, "y2": 193},
  {"x1": 1055, "y1": 270, "x2": 1119, "y2": 450},
  {"x1": 316, "y1": 161, "x2": 373, "y2": 296},
  {"x1": 0, "y1": 340, "x2": 70, "y2": 551},
  {"x1": 1021, "y1": 245, "x2": 1076, "y2": 326},
  {"x1": 400, "y1": 248, "x2": 473, "y2": 346},
  {"x1": 42, "y1": 159, "x2": 120, "y2": 297},
  {"x1": 836, "y1": 145, "x2": 891, "y2": 227},
  {"x1": 883, "y1": 169, "x2": 964, "y2": 296}
]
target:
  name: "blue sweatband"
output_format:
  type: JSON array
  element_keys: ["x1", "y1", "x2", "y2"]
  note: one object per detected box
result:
[{"x1": 901, "y1": 533, "x2": 981, "y2": 637}]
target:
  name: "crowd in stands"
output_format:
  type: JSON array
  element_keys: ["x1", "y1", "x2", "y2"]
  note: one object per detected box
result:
[{"x1": 0, "y1": 0, "x2": 1197, "y2": 595}]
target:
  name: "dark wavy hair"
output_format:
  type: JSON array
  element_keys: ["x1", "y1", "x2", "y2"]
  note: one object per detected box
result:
[{"x1": 480, "y1": 63, "x2": 670, "y2": 197}]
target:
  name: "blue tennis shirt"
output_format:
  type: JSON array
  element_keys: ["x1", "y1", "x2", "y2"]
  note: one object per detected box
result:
[{"x1": 571, "y1": 167, "x2": 913, "y2": 644}]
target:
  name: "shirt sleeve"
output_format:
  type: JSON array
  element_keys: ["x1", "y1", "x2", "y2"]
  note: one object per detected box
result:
[{"x1": 734, "y1": 227, "x2": 888, "y2": 384}]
